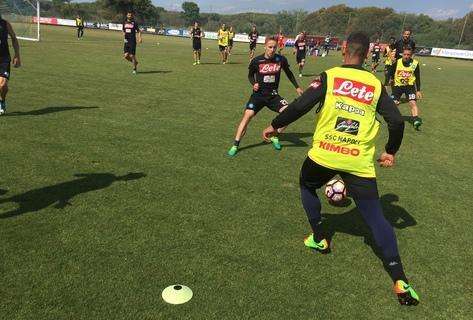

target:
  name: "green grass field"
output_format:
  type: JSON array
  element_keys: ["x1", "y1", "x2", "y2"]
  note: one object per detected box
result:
[{"x1": 1, "y1": 25, "x2": 473, "y2": 319}]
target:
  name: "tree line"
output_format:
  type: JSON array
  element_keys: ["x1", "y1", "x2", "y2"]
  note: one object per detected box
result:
[{"x1": 35, "y1": 1, "x2": 473, "y2": 49}]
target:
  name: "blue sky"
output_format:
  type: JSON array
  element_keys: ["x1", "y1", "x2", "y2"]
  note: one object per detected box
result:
[{"x1": 152, "y1": 0, "x2": 473, "y2": 19}]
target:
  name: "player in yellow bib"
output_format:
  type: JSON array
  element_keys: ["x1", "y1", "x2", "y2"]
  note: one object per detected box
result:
[
  {"x1": 389, "y1": 47, "x2": 423, "y2": 130},
  {"x1": 383, "y1": 36, "x2": 396, "y2": 88},
  {"x1": 217, "y1": 24, "x2": 229, "y2": 64},
  {"x1": 262, "y1": 32, "x2": 419, "y2": 306},
  {"x1": 75, "y1": 15, "x2": 84, "y2": 39}
]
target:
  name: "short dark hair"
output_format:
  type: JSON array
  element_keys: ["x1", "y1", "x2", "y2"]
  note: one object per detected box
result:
[
  {"x1": 389, "y1": 36, "x2": 396, "y2": 41},
  {"x1": 402, "y1": 46, "x2": 413, "y2": 52},
  {"x1": 346, "y1": 32, "x2": 370, "y2": 58},
  {"x1": 403, "y1": 27, "x2": 412, "y2": 33},
  {"x1": 265, "y1": 36, "x2": 278, "y2": 44}
]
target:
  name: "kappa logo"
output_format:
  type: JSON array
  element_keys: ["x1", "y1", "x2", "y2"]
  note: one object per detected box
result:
[
  {"x1": 259, "y1": 63, "x2": 281, "y2": 74},
  {"x1": 333, "y1": 78, "x2": 375, "y2": 104},
  {"x1": 310, "y1": 79, "x2": 322, "y2": 89}
]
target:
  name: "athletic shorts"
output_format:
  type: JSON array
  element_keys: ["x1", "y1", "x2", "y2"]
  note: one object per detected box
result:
[
  {"x1": 296, "y1": 52, "x2": 306, "y2": 64},
  {"x1": 0, "y1": 61, "x2": 11, "y2": 80},
  {"x1": 245, "y1": 93, "x2": 288, "y2": 114},
  {"x1": 249, "y1": 42, "x2": 257, "y2": 51},
  {"x1": 193, "y1": 40, "x2": 201, "y2": 51},
  {"x1": 392, "y1": 85, "x2": 416, "y2": 102},
  {"x1": 372, "y1": 54, "x2": 380, "y2": 63},
  {"x1": 219, "y1": 45, "x2": 227, "y2": 52},
  {"x1": 300, "y1": 157, "x2": 379, "y2": 200},
  {"x1": 124, "y1": 42, "x2": 136, "y2": 55}
]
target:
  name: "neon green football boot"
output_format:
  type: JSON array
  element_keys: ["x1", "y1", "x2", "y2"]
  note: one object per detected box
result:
[
  {"x1": 270, "y1": 136, "x2": 282, "y2": 150},
  {"x1": 227, "y1": 145, "x2": 238, "y2": 157},
  {"x1": 304, "y1": 234, "x2": 330, "y2": 254},
  {"x1": 394, "y1": 280, "x2": 419, "y2": 306}
]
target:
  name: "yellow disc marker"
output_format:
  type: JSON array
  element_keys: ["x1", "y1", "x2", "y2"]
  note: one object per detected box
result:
[{"x1": 162, "y1": 285, "x2": 193, "y2": 305}]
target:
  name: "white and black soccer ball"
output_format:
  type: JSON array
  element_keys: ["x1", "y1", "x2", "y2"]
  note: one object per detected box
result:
[{"x1": 324, "y1": 179, "x2": 347, "y2": 203}]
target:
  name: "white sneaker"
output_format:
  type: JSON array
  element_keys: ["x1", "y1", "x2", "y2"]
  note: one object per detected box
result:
[
  {"x1": 132, "y1": 70, "x2": 137, "y2": 74},
  {"x1": 0, "y1": 108, "x2": 5, "y2": 116},
  {"x1": 299, "y1": 74, "x2": 302, "y2": 78}
]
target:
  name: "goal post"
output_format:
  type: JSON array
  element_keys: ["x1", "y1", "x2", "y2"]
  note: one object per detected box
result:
[{"x1": 0, "y1": 0, "x2": 40, "y2": 41}]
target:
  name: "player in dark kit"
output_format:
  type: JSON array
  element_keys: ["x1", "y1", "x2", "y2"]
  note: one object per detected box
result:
[
  {"x1": 323, "y1": 34, "x2": 331, "y2": 56},
  {"x1": 122, "y1": 11, "x2": 142, "y2": 74},
  {"x1": 0, "y1": 15, "x2": 21, "y2": 116},
  {"x1": 395, "y1": 28, "x2": 416, "y2": 60},
  {"x1": 293, "y1": 32, "x2": 307, "y2": 77},
  {"x1": 371, "y1": 39, "x2": 381, "y2": 73},
  {"x1": 75, "y1": 15, "x2": 84, "y2": 39},
  {"x1": 190, "y1": 21, "x2": 204, "y2": 65},
  {"x1": 227, "y1": 37, "x2": 303, "y2": 156},
  {"x1": 262, "y1": 32, "x2": 419, "y2": 306},
  {"x1": 248, "y1": 25, "x2": 259, "y2": 61}
]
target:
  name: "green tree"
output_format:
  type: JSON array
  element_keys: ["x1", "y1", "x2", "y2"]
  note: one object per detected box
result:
[{"x1": 181, "y1": 1, "x2": 200, "y2": 25}]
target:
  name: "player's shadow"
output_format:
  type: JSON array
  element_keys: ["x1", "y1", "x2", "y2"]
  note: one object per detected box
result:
[
  {"x1": 279, "y1": 132, "x2": 312, "y2": 147},
  {"x1": 0, "y1": 172, "x2": 146, "y2": 219},
  {"x1": 320, "y1": 193, "x2": 417, "y2": 258},
  {"x1": 6, "y1": 106, "x2": 98, "y2": 117},
  {"x1": 137, "y1": 70, "x2": 172, "y2": 74},
  {"x1": 237, "y1": 132, "x2": 312, "y2": 152},
  {"x1": 302, "y1": 73, "x2": 318, "y2": 77},
  {"x1": 200, "y1": 62, "x2": 223, "y2": 65}
]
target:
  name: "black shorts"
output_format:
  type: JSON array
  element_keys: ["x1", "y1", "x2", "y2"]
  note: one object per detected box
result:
[
  {"x1": 245, "y1": 93, "x2": 288, "y2": 114},
  {"x1": 193, "y1": 40, "x2": 201, "y2": 51},
  {"x1": 0, "y1": 61, "x2": 11, "y2": 80},
  {"x1": 124, "y1": 42, "x2": 136, "y2": 55},
  {"x1": 300, "y1": 157, "x2": 379, "y2": 200},
  {"x1": 229, "y1": 39, "x2": 234, "y2": 47},
  {"x1": 372, "y1": 54, "x2": 380, "y2": 63},
  {"x1": 249, "y1": 42, "x2": 257, "y2": 51},
  {"x1": 392, "y1": 85, "x2": 416, "y2": 102},
  {"x1": 219, "y1": 45, "x2": 227, "y2": 52},
  {"x1": 296, "y1": 52, "x2": 306, "y2": 64}
]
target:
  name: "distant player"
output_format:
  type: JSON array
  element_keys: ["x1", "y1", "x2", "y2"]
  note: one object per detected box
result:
[
  {"x1": 217, "y1": 23, "x2": 229, "y2": 64},
  {"x1": 248, "y1": 25, "x2": 259, "y2": 60},
  {"x1": 227, "y1": 37, "x2": 303, "y2": 156},
  {"x1": 0, "y1": 15, "x2": 21, "y2": 116},
  {"x1": 390, "y1": 47, "x2": 423, "y2": 130},
  {"x1": 228, "y1": 26, "x2": 235, "y2": 55},
  {"x1": 190, "y1": 21, "x2": 204, "y2": 65},
  {"x1": 293, "y1": 32, "x2": 307, "y2": 77},
  {"x1": 75, "y1": 15, "x2": 84, "y2": 39},
  {"x1": 123, "y1": 11, "x2": 142, "y2": 74},
  {"x1": 323, "y1": 34, "x2": 331, "y2": 56},
  {"x1": 395, "y1": 28, "x2": 416, "y2": 60},
  {"x1": 383, "y1": 36, "x2": 397, "y2": 88},
  {"x1": 371, "y1": 39, "x2": 381, "y2": 72},
  {"x1": 262, "y1": 32, "x2": 419, "y2": 306},
  {"x1": 276, "y1": 29, "x2": 285, "y2": 54}
]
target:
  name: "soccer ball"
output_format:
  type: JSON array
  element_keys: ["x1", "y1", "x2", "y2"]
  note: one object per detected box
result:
[{"x1": 324, "y1": 179, "x2": 347, "y2": 203}]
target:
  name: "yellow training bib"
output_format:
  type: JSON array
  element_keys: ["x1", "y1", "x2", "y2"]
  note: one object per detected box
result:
[
  {"x1": 394, "y1": 58, "x2": 418, "y2": 87},
  {"x1": 384, "y1": 47, "x2": 396, "y2": 66},
  {"x1": 308, "y1": 67, "x2": 382, "y2": 178},
  {"x1": 218, "y1": 29, "x2": 229, "y2": 46}
]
